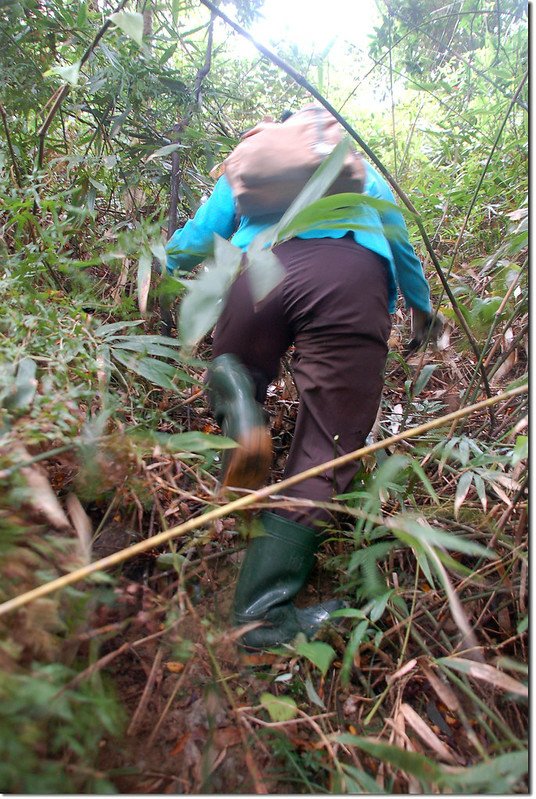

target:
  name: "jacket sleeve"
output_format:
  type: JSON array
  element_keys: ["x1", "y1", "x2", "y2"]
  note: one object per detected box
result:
[
  {"x1": 166, "y1": 175, "x2": 237, "y2": 274},
  {"x1": 366, "y1": 164, "x2": 432, "y2": 313}
]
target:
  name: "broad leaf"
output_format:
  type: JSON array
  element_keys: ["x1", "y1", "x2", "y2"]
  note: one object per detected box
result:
[
  {"x1": 260, "y1": 692, "x2": 298, "y2": 722},
  {"x1": 109, "y1": 10, "x2": 144, "y2": 46},
  {"x1": 110, "y1": 349, "x2": 180, "y2": 392},
  {"x1": 45, "y1": 61, "x2": 81, "y2": 86},
  {"x1": 295, "y1": 641, "x2": 336, "y2": 676},
  {"x1": 245, "y1": 238, "x2": 285, "y2": 305},
  {"x1": 178, "y1": 235, "x2": 242, "y2": 350}
]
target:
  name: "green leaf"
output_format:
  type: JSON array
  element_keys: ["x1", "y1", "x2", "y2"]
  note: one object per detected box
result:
[
  {"x1": 146, "y1": 142, "x2": 184, "y2": 163},
  {"x1": 245, "y1": 239, "x2": 285, "y2": 305},
  {"x1": 111, "y1": 349, "x2": 179, "y2": 392},
  {"x1": 109, "y1": 10, "x2": 144, "y2": 46},
  {"x1": 260, "y1": 692, "x2": 298, "y2": 722},
  {"x1": 408, "y1": 458, "x2": 439, "y2": 503},
  {"x1": 157, "y1": 431, "x2": 238, "y2": 453},
  {"x1": 45, "y1": 61, "x2": 81, "y2": 86},
  {"x1": 137, "y1": 251, "x2": 152, "y2": 315},
  {"x1": 341, "y1": 620, "x2": 369, "y2": 686},
  {"x1": 340, "y1": 764, "x2": 385, "y2": 793},
  {"x1": 413, "y1": 364, "x2": 438, "y2": 396},
  {"x1": 271, "y1": 137, "x2": 354, "y2": 238},
  {"x1": 94, "y1": 320, "x2": 144, "y2": 337},
  {"x1": 473, "y1": 472, "x2": 487, "y2": 512},
  {"x1": 446, "y1": 751, "x2": 528, "y2": 794},
  {"x1": 392, "y1": 516, "x2": 494, "y2": 559},
  {"x1": 3, "y1": 357, "x2": 38, "y2": 411},
  {"x1": 336, "y1": 735, "x2": 444, "y2": 785},
  {"x1": 454, "y1": 471, "x2": 474, "y2": 518},
  {"x1": 295, "y1": 641, "x2": 336, "y2": 676},
  {"x1": 178, "y1": 236, "x2": 243, "y2": 350},
  {"x1": 273, "y1": 192, "x2": 398, "y2": 243},
  {"x1": 150, "y1": 241, "x2": 168, "y2": 269},
  {"x1": 512, "y1": 435, "x2": 528, "y2": 466}
]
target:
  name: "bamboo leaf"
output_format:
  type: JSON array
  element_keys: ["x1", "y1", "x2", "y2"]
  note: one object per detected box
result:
[
  {"x1": 335, "y1": 735, "x2": 444, "y2": 784},
  {"x1": 157, "y1": 431, "x2": 237, "y2": 453},
  {"x1": 111, "y1": 349, "x2": 179, "y2": 392},
  {"x1": 137, "y1": 251, "x2": 152, "y2": 315},
  {"x1": 454, "y1": 471, "x2": 474, "y2": 518},
  {"x1": 146, "y1": 142, "x2": 184, "y2": 163},
  {"x1": 178, "y1": 235, "x2": 243, "y2": 350},
  {"x1": 438, "y1": 657, "x2": 528, "y2": 697},
  {"x1": 94, "y1": 320, "x2": 144, "y2": 337},
  {"x1": 341, "y1": 620, "x2": 369, "y2": 686},
  {"x1": 413, "y1": 364, "x2": 438, "y2": 396}
]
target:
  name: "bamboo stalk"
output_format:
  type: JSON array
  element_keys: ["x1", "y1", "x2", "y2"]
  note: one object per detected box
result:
[{"x1": 0, "y1": 384, "x2": 526, "y2": 617}]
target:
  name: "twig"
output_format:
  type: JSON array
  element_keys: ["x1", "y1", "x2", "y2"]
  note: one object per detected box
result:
[
  {"x1": 0, "y1": 102, "x2": 23, "y2": 186},
  {"x1": 127, "y1": 645, "x2": 164, "y2": 736},
  {"x1": 0, "y1": 384, "x2": 526, "y2": 616},
  {"x1": 147, "y1": 664, "x2": 190, "y2": 747}
]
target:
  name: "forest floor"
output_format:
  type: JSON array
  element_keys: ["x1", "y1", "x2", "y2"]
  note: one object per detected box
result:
[{"x1": 62, "y1": 326, "x2": 527, "y2": 794}]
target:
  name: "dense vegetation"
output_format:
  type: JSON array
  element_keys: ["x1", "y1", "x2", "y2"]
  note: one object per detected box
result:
[{"x1": 0, "y1": 0, "x2": 528, "y2": 793}]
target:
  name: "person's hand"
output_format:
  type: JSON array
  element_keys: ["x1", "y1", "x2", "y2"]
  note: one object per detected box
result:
[{"x1": 406, "y1": 308, "x2": 444, "y2": 354}]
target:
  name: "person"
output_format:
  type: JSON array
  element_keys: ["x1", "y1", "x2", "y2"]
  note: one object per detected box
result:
[{"x1": 166, "y1": 108, "x2": 438, "y2": 649}]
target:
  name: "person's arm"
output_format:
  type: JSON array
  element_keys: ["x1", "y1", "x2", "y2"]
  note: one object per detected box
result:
[
  {"x1": 365, "y1": 163, "x2": 431, "y2": 313},
  {"x1": 166, "y1": 175, "x2": 237, "y2": 274}
]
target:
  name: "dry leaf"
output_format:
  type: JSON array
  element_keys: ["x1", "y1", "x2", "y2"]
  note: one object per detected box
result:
[
  {"x1": 400, "y1": 703, "x2": 461, "y2": 764},
  {"x1": 14, "y1": 445, "x2": 71, "y2": 531},
  {"x1": 387, "y1": 658, "x2": 418, "y2": 684},
  {"x1": 442, "y1": 657, "x2": 528, "y2": 697},
  {"x1": 66, "y1": 493, "x2": 92, "y2": 565},
  {"x1": 420, "y1": 660, "x2": 462, "y2": 713}
]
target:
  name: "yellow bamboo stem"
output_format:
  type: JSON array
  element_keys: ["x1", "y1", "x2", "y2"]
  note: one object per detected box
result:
[{"x1": 0, "y1": 384, "x2": 526, "y2": 617}]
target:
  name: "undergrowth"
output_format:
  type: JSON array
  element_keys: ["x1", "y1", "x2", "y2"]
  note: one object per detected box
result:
[{"x1": 0, "y1": 0, "x2": 528, "y2": 793}]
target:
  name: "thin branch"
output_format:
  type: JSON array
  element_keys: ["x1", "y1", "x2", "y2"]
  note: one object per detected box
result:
[
  {"x1": 0, "y1": 103, "x2": 23, "y2": 187},
  {"x1": 198, "y1": 0, "x2": 493, "y2": 401},
  {"x1": 163, "y1": 14, "x2": 215, "y2": 335},
  {"x1": 37, "y1": 0, "x2": 130, "y2": 169},
  {"x1": 0, "y1": 384, "x2": 526, "y2": 617},
  {"x1": 448, "y1": 70, "x2": 528, "y2": 272}
]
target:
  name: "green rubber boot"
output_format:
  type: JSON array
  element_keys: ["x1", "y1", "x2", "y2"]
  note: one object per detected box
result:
[
  {"x1": 233, "y1": 511, "x2": 342, "y2": 649},
  {"x1": 206, "y1": 354, "x2": 271, "y2": 489}
]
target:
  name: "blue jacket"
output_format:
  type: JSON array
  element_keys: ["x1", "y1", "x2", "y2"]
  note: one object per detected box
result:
[{"x1": 166, "y1": 161, "x2": 431, "y2": 314}]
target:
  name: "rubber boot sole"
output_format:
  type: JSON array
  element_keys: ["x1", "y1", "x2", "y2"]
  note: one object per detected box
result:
[{"x1": 223, "y1": 426, "x2": 272, "y2": 490}]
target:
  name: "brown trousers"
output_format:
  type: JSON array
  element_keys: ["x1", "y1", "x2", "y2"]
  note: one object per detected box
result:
[{"x1": 212, "y1": 235, "x2": 391, "y2": 528}]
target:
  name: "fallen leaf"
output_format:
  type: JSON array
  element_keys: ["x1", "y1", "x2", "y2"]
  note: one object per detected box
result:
[
  {"x1": 400, "y1": 703, "x2": 461, "y2": 764},
  {"x1": 420, "y1": 660, "x2": 462, "y2": 713},
  {"x1": 439, "y1": 657, "x2": 528, "y2": 697},
  {"x1": 387, "y1": 658, "x2": 418, "y2": 684},
  {"x1": 170, "y1": 732, "x2": 190, "y2": 756},
  {"x1": 165, "y1": 661, "x2": 185, "y2": 674}
]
